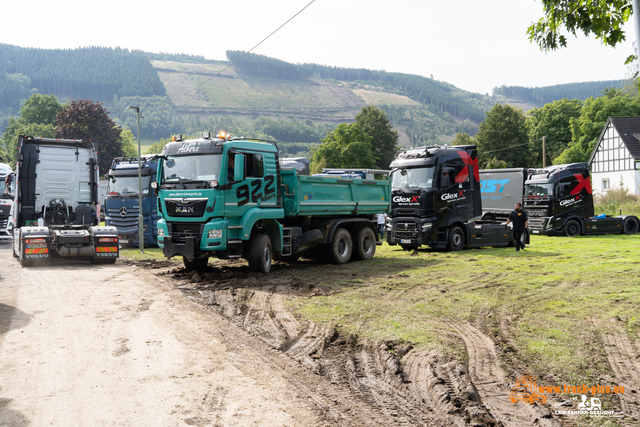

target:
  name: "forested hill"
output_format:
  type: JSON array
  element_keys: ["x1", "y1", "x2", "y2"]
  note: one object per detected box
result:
[
  {"x1": 493, "y1": 80, "x2": 625, "y2": 107},
  {"x1": 226, "y1": 51, "x2": 487, "y2": 123},
  {"x1": 0, "y1": 43, "x2": 165, "y2": 112}
]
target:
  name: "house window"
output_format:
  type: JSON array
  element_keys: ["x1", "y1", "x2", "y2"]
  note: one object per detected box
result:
[{"x1": 602, "y1": 179, "x2": 610, "y2": 191}]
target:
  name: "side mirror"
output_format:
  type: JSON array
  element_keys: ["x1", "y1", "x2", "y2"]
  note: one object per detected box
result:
[
  {"x1": 151, "y1": 181, "x2": 159, "y2": 196},
  {"x1": 233, "y1": 154, "x2": 245, "y2": 182}
]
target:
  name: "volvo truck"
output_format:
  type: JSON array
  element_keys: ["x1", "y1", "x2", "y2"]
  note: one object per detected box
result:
[
  {"x1": 524, "y1": 163, "x2": 639, "y2": 236},
  {"x1": 10, "y1": 136, "x2": 119, "y2": 266}
]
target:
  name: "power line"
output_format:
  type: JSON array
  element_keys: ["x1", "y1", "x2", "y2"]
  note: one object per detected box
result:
[
  {"x1": 173, "y1": 0, "x2": 316, "y2": 103},
  {"x1": 481, "y1": 138, "x2": 543, "y2": 155}
]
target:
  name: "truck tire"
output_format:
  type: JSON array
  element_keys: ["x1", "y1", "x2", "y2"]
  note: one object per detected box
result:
[
  {"x1": 447, "y1": 226, "x2": 464, "y2": 251},
  {"x1": 352, "y1": 227, "x2": 376, "y2": 261},
  {"x1": 326, "y1": 228, "x2": 352, "y2": 264},
  {"x1": 183, "y1": 256, "x2": 209, "y2": 271},
  {"x1": 482, "y1": 213, "x2": 496, "y2": 221},
  {"x1": 623, "y1": 217, "x2": 639, "y2": 235},
  {"x1": 564, "y1": 220, "x2": 580, "y2": 237},
  {"x1": 248, "y1": 234, "x2": 272, "y2": 274}
]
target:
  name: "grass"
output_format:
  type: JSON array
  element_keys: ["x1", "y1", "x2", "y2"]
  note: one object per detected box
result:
[{"x1": 286, "y1": 235, "x2": 640, "y2": 388}]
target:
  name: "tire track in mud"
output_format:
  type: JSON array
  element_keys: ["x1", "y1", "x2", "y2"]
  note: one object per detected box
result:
[
  {"x1": 166, "y1": 266, "x2": 511, "y2": 426},
  {"x1": 455, "y1": 323, "x2": 561, "y2": 427},
  {"x1": 600, "y1": 327, "x2": 640, "y2": 422}
]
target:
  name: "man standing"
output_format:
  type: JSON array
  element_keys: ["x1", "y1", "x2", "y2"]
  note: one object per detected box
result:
[
  {"x1": 506, "y1": 202, "x2": 528, "y2": 252},
  {"x1": 377, "y1": 213, "x2": 387, "y2": 239}
]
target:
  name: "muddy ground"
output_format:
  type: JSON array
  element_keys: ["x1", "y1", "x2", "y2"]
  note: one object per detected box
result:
[{"x1": 1, "y1": 244, "x2": 639, "y2": 426}]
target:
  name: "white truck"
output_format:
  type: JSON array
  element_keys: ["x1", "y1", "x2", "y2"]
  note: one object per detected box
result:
[
  {"x1": 0, "y1": 161, "x2": 14, "y2": 241},
  {"x1": 10, "y1": 136, "x2": 120, "y2": 266}
]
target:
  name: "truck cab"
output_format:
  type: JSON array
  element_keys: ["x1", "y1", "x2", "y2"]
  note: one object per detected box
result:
[
  {"x1": 11, "y1": 136, "x2": 119, "y2": 266},
  {"x1": 105, "y1": 155, "x2": 160, "y2": 246},
  {"x1": 0, "y1": 162, "x2": 14, "y2": 241},
  {"x1": 524, "y1": 163, "x2": 639, "y2": 236},
  {"x1": 386, "y1": 145, "x2": 513, "y2": 251}
]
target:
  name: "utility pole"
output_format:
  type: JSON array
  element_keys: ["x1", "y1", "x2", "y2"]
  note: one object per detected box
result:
[
  {"x1": 542, "y1": 136, "x2": 546, "y2": 168},
  {"x1": 127, "y1": 106, "x2": 144, "y2": 254}
]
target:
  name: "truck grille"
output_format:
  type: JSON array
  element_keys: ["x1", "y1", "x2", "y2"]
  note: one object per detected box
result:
[
  {"x1": 0, "y1": 218, "x2": 7, "y2": 229},
  {"x1": 392, "y1": 222, "x2": 418, "y2": 239},
  {"x1": 526, "y1": 209, "x2": 547, "y2": 217},
  {"x1": 169, "y1": 222, "x2": 203, "y2": 244},
  {"x1": 165, "y1": 199, "x2": 207, "y2": 217},
  {"x1": 107, "y1": 206, "x2": 140, "y2": 233},
  {"x1": 528, "y1": 217, "x2": 546, "y2": 229}
]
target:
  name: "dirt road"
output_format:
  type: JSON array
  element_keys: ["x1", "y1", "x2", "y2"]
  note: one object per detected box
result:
[{"x1": 0, "y1": 244, "x2": 378, "y2": 427}]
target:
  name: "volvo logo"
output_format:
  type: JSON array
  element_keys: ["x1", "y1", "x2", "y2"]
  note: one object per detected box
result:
[{"x1": 119, "y1": 206, "x2": 128, "y2": 218}]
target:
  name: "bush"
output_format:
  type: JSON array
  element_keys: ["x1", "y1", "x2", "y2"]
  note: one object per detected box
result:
[{"x1": 594, "y1": 184, "x2": 640, "y2": 216}]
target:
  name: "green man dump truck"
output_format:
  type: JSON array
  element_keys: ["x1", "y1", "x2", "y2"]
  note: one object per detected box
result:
[
  {"x1": 386, "y1": 145, "x2": 520, "y2": 251},
  {"x1": 10, "y1": 136, "x2": 120, "y2": 266},
  {"x1": 155, "y1": 133, "x2": 390, "y2": 272}
]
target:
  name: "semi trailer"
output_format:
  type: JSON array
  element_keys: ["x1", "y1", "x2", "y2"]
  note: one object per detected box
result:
[{"x1": 155, "y1": 133, "x2": 390, "y2": 272}]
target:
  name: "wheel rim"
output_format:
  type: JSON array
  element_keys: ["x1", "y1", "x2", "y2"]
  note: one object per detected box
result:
[
  {"x1": 263, "y1": 246, "x2": 271, "y2": 269},
  {"x1": 338, "y1": 238, "x2": 348, "y2": 258},
  {"x1": 453, "y1": 232, "x2": 462, "y2": 247},
  {"x1": 363, "y1": 236, "x2": 374, "y2": 255}
]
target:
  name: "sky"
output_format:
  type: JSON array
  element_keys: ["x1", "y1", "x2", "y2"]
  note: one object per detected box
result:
[{"x1": 1, "y1": 0, "x2": 635, "y2": 95}]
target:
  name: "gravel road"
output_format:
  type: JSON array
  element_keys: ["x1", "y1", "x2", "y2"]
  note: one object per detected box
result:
[{"x1": 0, "y1": 244, "x2": 332, "y2": 427}]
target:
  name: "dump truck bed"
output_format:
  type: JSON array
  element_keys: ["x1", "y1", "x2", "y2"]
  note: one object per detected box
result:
[{"x1": 281, "y1": 170, "x2": 390, "y2": 217}]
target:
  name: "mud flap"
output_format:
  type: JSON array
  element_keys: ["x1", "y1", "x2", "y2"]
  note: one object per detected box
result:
[{"x1": 163, "y1": 236, "x2": 197, "y2": 261}]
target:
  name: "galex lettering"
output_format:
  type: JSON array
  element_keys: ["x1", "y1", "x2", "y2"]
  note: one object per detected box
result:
[
  {"x1": 393, "y1": 196, "x2": 419, "y2": 203},
  {"x1": 559, "y1": 195, "x2": 581, "y2": 207},
  {"x1": 441, "y1": 191, "x2": 465, "y2": 201}
]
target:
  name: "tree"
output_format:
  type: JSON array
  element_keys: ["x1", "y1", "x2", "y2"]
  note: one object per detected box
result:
[
  {"x1": 555, "y1": 93, "x2": 640, "y2": 163},
  {"x1": 1, "y1": 93, "x2": 64, "y2": 167},
  {"x1": 475, "y1": 104, "x2": 530, "y2": 168},
  {"x1": 310, "y1": 123, "x2": 377, "y2": 172},
  {"x1": 20, "y1": 94, "x2": 65, "y2": 125},
  {"x1": 451, "y1": 133, "x2": 475, "y2": 146},
  {"x1": 528, "y1": 1, "x2": 632, "y2": 52},
  {"x1": 54, "y1": 100, "x2": 124, "y2": 173},
  {"x1": 120, "y1": 127, "x2": 138, "y2": 157},
  {"x1": 355, "y1": 106, "x2": 399, "y2": 169},
  {"x1": 526, "y1": 98, "x2": 582, "y2": 167}
]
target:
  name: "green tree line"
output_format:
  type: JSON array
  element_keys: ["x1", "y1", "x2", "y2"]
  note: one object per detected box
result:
[
  {"x1": 493, "y1": 80, "x2": 625, "y2": 107},
  {"x1": 0, "y1": 44, "x2": 166, "y2": 112}
]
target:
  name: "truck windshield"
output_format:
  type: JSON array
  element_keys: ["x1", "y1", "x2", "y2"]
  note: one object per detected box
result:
[
  {"x1": 162, "y1": 154, "x2": 221, "y2": 183},
  {"x1": 0, "y1": 179, "x2": 14, "y2": 199},
  {"x1": 391, "y1": 167, "x2": 435, "y2": 191},
  {"x1": 108, "y1": 176, "x2": 152, "y2": 195},
  {"x1": 525, "y1": 183, "x2": 554, "y2": 197}
]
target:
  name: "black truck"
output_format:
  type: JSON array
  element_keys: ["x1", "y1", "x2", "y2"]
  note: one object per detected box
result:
[
  {"x1": 524, "y1": 163, "x2": 640, "y2": 236},
  {"x1": 386, "y1": 145, "x2": 517, "y2": 251}
]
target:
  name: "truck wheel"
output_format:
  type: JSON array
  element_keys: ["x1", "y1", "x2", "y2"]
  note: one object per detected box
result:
[
  {"x1": 482, "y1": 213, "x2": 496, "y2": 221},
  {"x1": 183, "y1": 256, "x2": 209, "y2": 271},
  {"x1": 352, "y1": 227, "x2": 376, "y2": 261},
  {"x1": 623, "y1": 217, "x2": 639, "y2": 235},
  {"x1": 447, "y1": 226, "x2": 464, "y2": 251},
  {"x1": 326, "y1": 228, "x2": 353, "y2": 264},
  {"x1": 249, "y1": 234, "x2": 272, "y2": 274},
  {"x1": 564, "y1": 220, "x2": 580, "y2": 237}
]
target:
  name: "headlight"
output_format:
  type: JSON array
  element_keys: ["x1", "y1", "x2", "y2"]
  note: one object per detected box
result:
[
  {"x1": 208, "y1": 229, "x2": 222, "y2": 239},
  {"x1": 157, "y1": 228, "x2": 165, "y2": 237},
  {"x1": 421, "y1": 222, "x2": 433, "y2": 232}
]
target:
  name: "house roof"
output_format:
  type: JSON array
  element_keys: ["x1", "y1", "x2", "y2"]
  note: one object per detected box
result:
[{"x1": 589, "y1": 116, "x2": 640, "y2": 163}]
